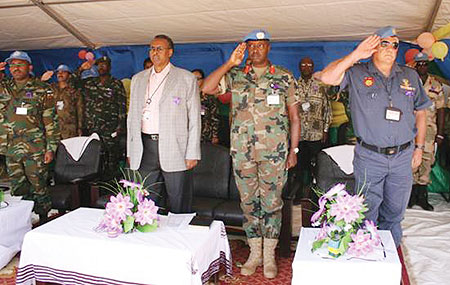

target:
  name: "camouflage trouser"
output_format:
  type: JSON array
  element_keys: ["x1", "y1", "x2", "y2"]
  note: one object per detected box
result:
[
  {"x1": 413, "y1": 149, "x2": 435, "y2": 185},
  {"x1": 102, "y1": 136, "x2": 122, "y2": 179},
  {"x1": 413, "y1": 127, "x2": 436, "y2": 185},
  {"x1": 233, "y1": 158, "x2": 287, "y2": 239},
  {"x1": 6, "y1": 152, "x2": 51, "y2": 215}
]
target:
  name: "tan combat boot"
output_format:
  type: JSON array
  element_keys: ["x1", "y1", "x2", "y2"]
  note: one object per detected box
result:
[
  {"x1": 263, "y1": 238, "x2": 278, "y2": 279},
  {"x1": 240, "y1": 237, "x2": 263, "y2": 276}
]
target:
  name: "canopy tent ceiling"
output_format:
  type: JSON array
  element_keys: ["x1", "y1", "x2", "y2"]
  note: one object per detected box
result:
[{"x1": 0, "y1": 0, "x2": 449, "y2": 51}]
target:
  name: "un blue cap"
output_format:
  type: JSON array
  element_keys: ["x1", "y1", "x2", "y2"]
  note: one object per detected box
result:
[
  {"x1": 81, "y1": 65, "x2": 99, "y2": 79},
  {"x1": 414, "y1": 52, "x2": 429, "y2": 62},
  {"x1": 5, "y1": 50, "x2": 32, "y2": 64},
  {"x1": 243, "y1": 29, "x2": 271, "y2": 42},
  {"x1": 375, "y1": 26, "x2": 397, "y2": 38},
  {"x1": 56, "y1": 64, "x2": 71, "y2": 73}
]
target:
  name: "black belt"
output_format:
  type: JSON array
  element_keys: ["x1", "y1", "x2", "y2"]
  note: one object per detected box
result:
[
  {"x1": 356, "y1": 138, "x2": 412, "y2": 155},
  {"x1": 142, "y1": 133, "x2": 159, "y2": 141}
]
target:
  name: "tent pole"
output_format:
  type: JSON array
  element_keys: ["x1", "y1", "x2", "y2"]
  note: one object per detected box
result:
[
  {"x1": 0, "y1": 0, "x2": 125, "y2": 9},
  {"x1": 425, "y1": 0, "x2": 443, "y2": 32},
  {"x1": 29, "y1": 0, "x2": 96, "y2": 49}
]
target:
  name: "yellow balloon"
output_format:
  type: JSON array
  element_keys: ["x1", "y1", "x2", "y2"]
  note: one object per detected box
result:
[
  {"x1": 431, "y1": 41, "x2": 449, "y2": 61},
  {"x1": 432, "y1": 23, "x2": 450, "y2": 40}
]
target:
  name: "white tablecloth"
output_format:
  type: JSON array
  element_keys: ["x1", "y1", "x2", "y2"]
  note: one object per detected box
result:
[
  {"x1": 0, "y1": 199, "x2": 34, "y2": 270},
  {"x1": 16, "y1": 208, "x2": 232, "y2": 285},
  {"x1": 292, "y1": 227, "x2": 401, "y2": 285}
]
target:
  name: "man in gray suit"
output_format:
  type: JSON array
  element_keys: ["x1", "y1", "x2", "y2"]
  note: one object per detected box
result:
[{"x1": 127, "y1": 34, "x2": 201, "y2": 213}]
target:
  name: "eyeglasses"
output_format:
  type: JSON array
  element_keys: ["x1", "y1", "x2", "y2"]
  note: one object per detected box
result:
[
  {"x1": 149, "y1": 46, "x2": 171, "y2": 53},
  {"x1": 247, "y1": 43, "x2": 268, "y2": 50},
  {"x1": 300, "y1": 63, "x2": 313, "y2": 67},
  {"x1": 416, "y1": 61, "x2": 428, "y2": 67},
  {"x1": 9, "y1": 63, "x2": 28, "y2": 68},
  {"x1": 379, "y1": 40, "x2": 399, "y2": 50}
]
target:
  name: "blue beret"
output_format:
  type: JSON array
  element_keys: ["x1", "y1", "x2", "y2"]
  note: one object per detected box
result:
[
  {"x1": 6, "y1": 51, "x2": 32, "y2": 64},
  {"x1": 375, "y1": 26, "x2": 397, "y2": 38},
  {"x1": 243, "y1": 29, "x2": 271, "y2": 42},
  {"x1": 81, "y1": 65, "x2": 99, "y2": 79},
  {"x1": 56, "y1": 64, "x2": 71, "y2": 73},
  {"x1": 414, "y1": 52, "x2": 429, "y2": 62}
]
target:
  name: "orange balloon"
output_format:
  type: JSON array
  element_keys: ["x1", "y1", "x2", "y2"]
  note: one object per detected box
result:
[{"x1": 417, "y1": 32, "x2": 435, "y2": 49}]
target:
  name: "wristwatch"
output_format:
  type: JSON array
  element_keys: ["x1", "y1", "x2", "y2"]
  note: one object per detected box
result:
[
  {"x1": 293, "y1": 147, "x2": 299, "y2": 154},
  {"x1": 415, "y1": 144, "x2": 425, "y2": 151}
]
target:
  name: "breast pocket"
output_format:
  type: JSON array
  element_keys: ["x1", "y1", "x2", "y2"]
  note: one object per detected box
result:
[{"x1": 362, "y1": 91, "x2": 381, "y2": 113}]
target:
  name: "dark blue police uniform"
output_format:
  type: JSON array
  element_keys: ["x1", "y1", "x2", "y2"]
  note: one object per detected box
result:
[{"x1": 341, "y1": 60, "x2": 431, "y2": 247}]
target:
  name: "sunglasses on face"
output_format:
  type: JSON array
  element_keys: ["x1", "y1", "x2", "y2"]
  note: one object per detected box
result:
[
  {"x1": 300, "y1": 63, "x2": 313, "y2": 67},
  {"x1": 379, "y1": 40, "x2": 399, "y2": 50}
]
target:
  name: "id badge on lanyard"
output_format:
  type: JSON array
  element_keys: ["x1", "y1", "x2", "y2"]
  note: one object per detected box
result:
[{"x1": 385, "y1": 106, "x2": 402, "y2": 121}]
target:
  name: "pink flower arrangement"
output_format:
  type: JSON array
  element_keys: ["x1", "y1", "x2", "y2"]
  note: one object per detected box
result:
[
  {"x1": 311, "y1": 183, "x2": 381, "y2": 258},
  {"x1": 96, "y1": 172, "x2": 159, "y2": 237}
]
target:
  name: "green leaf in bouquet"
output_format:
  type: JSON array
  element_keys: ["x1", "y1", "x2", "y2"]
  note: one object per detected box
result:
[
  {"x1": 123, "y1": 216, "x2": 135, "y2": 233},
  {"x1": 340, "y1": 232, "x2": 352, "y2": 253},
  {"x1": 136, "y1": 221, "x2": 158, "y2": 233},
  {"x1": 335, "y1": 219, "x2": 346, "y2": 228},
  {"x1": 311, "y1": 239, "x2": 326, "y2": 252}
]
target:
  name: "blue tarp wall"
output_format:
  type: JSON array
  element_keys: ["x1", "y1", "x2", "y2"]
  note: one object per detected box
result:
[{"x1": 1, "y1": 39, "x2": 449, "y2": 81}]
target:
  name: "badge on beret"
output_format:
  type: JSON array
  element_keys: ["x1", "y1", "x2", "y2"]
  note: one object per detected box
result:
[
  {"x1": 256, "y1": 32, "x2": 265, "y2": 40},
  {"x1": 364, "y1": 76, "x2": 374, "y2": 87}
]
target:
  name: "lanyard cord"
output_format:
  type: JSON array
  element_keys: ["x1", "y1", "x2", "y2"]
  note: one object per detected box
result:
[{"x1": 146, "y1": 72, "x2": 170, "y2": 105}]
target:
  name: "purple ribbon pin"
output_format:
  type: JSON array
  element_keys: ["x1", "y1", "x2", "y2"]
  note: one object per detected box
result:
[
  {"x1": 405, "y1": 91, "x2": 414, "y2": 97},
  {"x1": 25, "y1": 91, "x2": 33, "y2": 98},
  {"x1": 173, "y1": 96, "x2": 181, "y2": 105},
  {"x1": 270, "y1": 83, "x2": 280, "y2": 89}
]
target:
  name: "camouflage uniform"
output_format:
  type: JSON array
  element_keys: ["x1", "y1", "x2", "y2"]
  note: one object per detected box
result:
[
  {"x1": 51, "y1": 83, "x2": 83, "y2": 140},
  {"x1": 0, "y1": 77, "x2": 59, "y2": 215},
  {"x1": 297, "y1": 78, "x2": 331, "y2": 141},
  {"x1": 200, "y1": 92, "x2": 219, "y2": 142},
  {"x1": 413, "y1": 75, "x2": 445, "y2": 185},
  {"x1": 226, "y1": 64, "x2": 298, "y2": 239},
  {"x1": 83, "y1": 76, "x2": 126, "y2": 177}
]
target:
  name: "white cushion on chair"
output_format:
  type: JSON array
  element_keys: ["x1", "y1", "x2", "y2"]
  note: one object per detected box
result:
[
  {"x1": 322, "y1": 145, "x2": 355, "y2": 175},
  {"x1": 60, "y1": 133, "x2": 100, "y2": 161}
]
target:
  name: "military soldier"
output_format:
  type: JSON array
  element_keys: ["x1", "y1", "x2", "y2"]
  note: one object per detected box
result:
[
  {"x1": 0, "y1": 51, "x2": 59, "y2": 222},
  {"x1": 82, "y1": 56, "x2": 127, "y2": 179},
  {"x1": 203, "y1": 30, "x2": 300, "y2": 279},
  {"x1": 409, "y1": 52, "x2": 445, "y2": 211},
  {"x1": 192, "y1": 69, "x2": 219, "y2": 143},
  {"x1": 296, "y1": 57, "x2": 332, "y2": 195},
  {"x1": 317, "y1": 27, "x2": 431, "y2": 247},
  {"x1": 50, "y1": 64, "x2": 84, "y2": 140}
]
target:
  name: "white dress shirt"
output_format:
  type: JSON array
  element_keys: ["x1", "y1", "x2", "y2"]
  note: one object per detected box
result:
[{"x1": 141, "y1": 63, "x2": 171, "y2": 134}]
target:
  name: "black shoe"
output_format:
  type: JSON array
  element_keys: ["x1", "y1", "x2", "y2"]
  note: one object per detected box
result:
[
  {"x1": 416, "y1": 185, "x2": 434, "y2": 211},
  {"x1": 408, "y1": 185, "x2": 418, "y2": 208}
]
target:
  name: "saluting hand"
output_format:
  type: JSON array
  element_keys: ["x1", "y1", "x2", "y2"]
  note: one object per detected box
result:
[
  {"x1": 80, "y1": 61, "x2": 92, "y2": 71},
  {"x1": 0, "y1": 62, "x2": 6, "y2": 71},
  {"x1": 228, "y1": 43, "x2": 247, "y2": 67},
  {"x1": 41, "y1": 71, "x2": 54, "y2": 82},
  {"x1": 354, "y1": 35, "x2": 380, "y2": 61}
]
